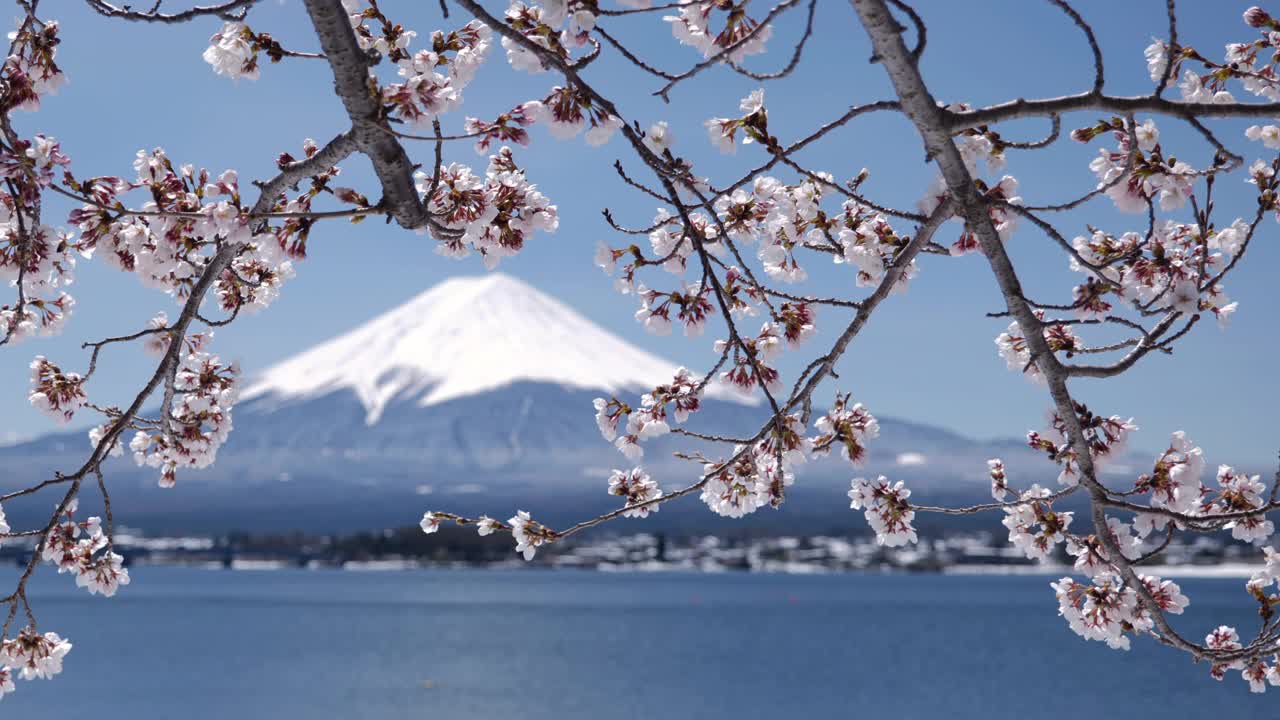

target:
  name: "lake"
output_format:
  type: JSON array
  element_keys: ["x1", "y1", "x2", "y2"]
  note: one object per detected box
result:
[{"x1": 0, "y1": 567, "x2": 1272, "y2": 718}]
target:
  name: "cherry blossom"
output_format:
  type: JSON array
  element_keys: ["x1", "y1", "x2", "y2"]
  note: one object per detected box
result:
[
  {"x1": 988, "y1": 459, "x2": 1010, "y2": 500},
  {"x1": 665, "y1": 1, "x2": 773, "y2": 61},
  {"x1": 810, "y1": 394, "x2": 879, "y2": 465},
  {"x1": 608, "y1": 467, "x2": 663, "y2": 518},
  {"x1": 848, "y1": 477, "x2": 917, "y2": 547},
  {"x1": 3, "y1": 0, "x2": 1280, "y2": 698},
  {"x1": 420, "y1": 511, "x2": 443, "y2": 534},
  {"x1": 129, "y1": 336, "x2": 240, "y2": 488},
  {"x1": 0, "y1": 630, "x2": 71, "y2": 681},
  {"x1": 508, "y1": 510, "x2": 553, "y2": 560},
  {"x1": 27, "y1": 356, "x2": 85, "y2": 423},
  {"x1": 417, "y1": 147, "x2": 558, "y2": 268},
  {"x1": 203, "y1": 22, "x2": 259, "y2": 80},
  {"x1": 705, "y1": 89, "x2": 769, "y2": 155},
  {"x1": 1210, "y1": 465, "x2": 1274, "y2": 544},
  {"x1": 1002, "y1": 484, "x2": 1073, "y2": 561}
]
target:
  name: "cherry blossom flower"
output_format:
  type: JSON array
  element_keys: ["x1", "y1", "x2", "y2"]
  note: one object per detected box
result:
[
  {"x1": 508, "y1": 510, "x2": 553, "y2": 560},
  {"x1": 1051, "y1": 574, "x2": 1142, "y2": 650},
  {"x1": 593, "y1": 397, "x2": 628, "y2": 442},
  {"x1": 203, "y1": 23, "x2": 259, "y2": 81},
  {"x1": 475, "y1": 516, "x2": 502, "y2": 536},
  {"x1": 988, "y1": 459, "x2": 1010, "y2": 500},
  {"x1": 701, "y1": 450, "x2": 783, "y2": 517},
  {"x1": 417, "y1": 147, "x2": 558, "y2": 268},
  {"x1": 665, "y1": 1, "x2": 772, "y2": 61},
  {"x1": 1246, "y1": 123, "x2": 1280, "y2": 148},
  {"x1": 810, "y1": 394, "x2": 879, "y2": 465},
  {"x1": 1206, "y1": 626, "x2": 1245, "y2": 681},
  {"x1": 1133, "y1": 431, "x2": 1205, "y2": 519},
  {"x1": 420, "y1": 511, "x2": 443, "y2": 534},
  {"x1": 704, "y1": 89, "x2": 769, "y2": 154},
  {"x1": 848, "y1": 477, "x2": 917, "y2": 547},
  {"x1": 129, "y1": 337, "x2": 240, "y2": 488},
  {"x1": 27, "y1": 356, "x2": 85, "y2": 423},
  {"x1": 0, "y1": 629, "x2": 71, "y2": 681},
  {"x1": 1002, "y1": 484, "x2": 1073, "y2": 561},
  {"x1": 643, "y1": 121, "x2": 675, "y2": 155},
  {"x1": 75, "y1": 552, "x2": 130, "y2": 598},
  {"x1": 1210, "y1": 465, "x2": 1274, "y2": 544},
  {"x1": 608, "y1": 467, "x2": 663, "y2": 518}
]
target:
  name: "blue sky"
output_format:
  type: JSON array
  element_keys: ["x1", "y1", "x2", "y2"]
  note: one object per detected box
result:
[{"x1": 1, "y1": 0, "x2": 1275, "y2": 467}]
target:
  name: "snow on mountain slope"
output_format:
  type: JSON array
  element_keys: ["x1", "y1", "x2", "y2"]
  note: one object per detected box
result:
[{"x1": 243, "y1": 273, "x2": 747, "y2": 423}]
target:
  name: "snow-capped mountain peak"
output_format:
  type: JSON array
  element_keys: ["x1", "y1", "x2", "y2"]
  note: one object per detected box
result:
[{"x1": 244, "y1": 273, "x2": 745, "y2": 424}]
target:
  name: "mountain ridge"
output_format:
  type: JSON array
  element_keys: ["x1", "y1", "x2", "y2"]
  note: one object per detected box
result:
[
  {"x1": 0, "y1": 273, "x2": 1151, "y2": 532},
  {"x1": 242, "y1": 272, "x2": 748, "y2": 425}
]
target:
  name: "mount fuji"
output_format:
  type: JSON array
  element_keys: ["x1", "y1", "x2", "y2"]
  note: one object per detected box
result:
[{"x1": 0, "y1": 274, "x2": 1080, "y2": 533}]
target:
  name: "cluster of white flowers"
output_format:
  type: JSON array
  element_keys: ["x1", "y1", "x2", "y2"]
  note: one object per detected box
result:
[
  {"x1": 810, "y1": 393, "x2": 879, "y2": 465},
  {"x1": 499, "y1": 0, "x2": 599, "y2": 72},
  {"x1": 705, "y1": 89, "x2": 767, "y2": 155},
  {"x1": 834, "y1": 200, "x2": 918, "y2": 289},
  {"x1": 1026, "y1": 408, "x2": 1137, "y2": 486},
  {"x1": 463, "y1": 103, "x2": 538, "y2": 154},
  {"x1": 714, "y1": 324, "x2": 784, "y2": 397},
  {"x1": 993, "y1": 313, "x2": 1079, "y2": 382},
  {"x1": 1211, "y1": 465, "x2": 1274, "y2": 544},
  {"x1": 4, "y1": 19, "x2": 66, "y2": 112},
  {"x1": 508, "y1": 510, "x2": 553, "y2": 560},
  {"x1": 416, "y1": 147, "x2": 558, "y2": 268},
  {"x1": 0, "y1": 133, "x2": 78, "y2": 345},
  {"x1": 128, "y1": 334, "x2": 240, "y2": 488},
  {"x1": 1051, "y1": 573, "x2": 1187, "y2": 652},
  {"x1": 68, "y1": 149, "x2": 297, "y2": 315},
  {"x1": 697, "y1": 414, "x2": 808, "y2": 517},
  {"x1": 381, "y1": 21, "x2": 492, "y2": 128},
  {"x1": 665, "y1": 1, "x2": 772, "y2": 61},
  {"x1": 634, "y1": 281, "x2": 715, "y2": 338},
  {"x1": 597, "y1": 367, "x2": 703, "y2": 461},
  {"x1": 1201, "y1": 624, "x2": 1280, "y2": 692},
  {"x1": 1001, "y1": 484, "x2": 1073, "y2": 561},
  {"x1": 607, "y1": 467, "x2": 663, "y2": 518},
  {"x1": 202, "y1": 22, "x2": 258, "y2": 81},
  {"x1": 343, "y1": 0, "x2": 415, "y2": 59},
  {"x1": 701, "y1": 449, "x2": 788, "y2": 518},
  {"x1": 524, "y1": 86, "x2": 623, "y2": 146},
  {"x1": 1134, "y1": 431, "x2": 1206, "y2": 524},
  {"x1": 40, "y1": 499, "x2": 130, "y2": 598},
  {"x1": 1078, "y1": 118, "x2": 1194, "y2": 212},
  {"x1": 27, "y1": 356, "x2": 85, "y2": 423},
  {"x1": 1062, "y1": 517, "x2": 1143, "y2": 579},
  {"x1": 0, "y1": 629, "x2": 71, "y2": 687},
  {"x1": 848, "y1": 476, "x2": 917, "y2": 547}
]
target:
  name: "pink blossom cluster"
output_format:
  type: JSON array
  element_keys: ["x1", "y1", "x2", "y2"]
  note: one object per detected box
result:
[
  {"x1": 40, "y1": 499, "x2": 130, "y2": 598},
  {"x1": 128, "y1": 334, "x2": 240, "y2": 488},
  {"x1": 848, "y1": 476, "x2": 918, "y2": 547},
  {"x1": 666, "y1": 1, "x2": 773, "y2": 62},
  {"x1": 607, "y1": 467, "x2": 663, "y2": 518},
  {"x1": 382, "y1": 21, "x2": 492, "y2": 128},
  {"x1": 596, "y1": 367, "x2": 703, "y2": 461},
  {"x1": 417, "y1": 147, "x2": 558, "y2": 268}
]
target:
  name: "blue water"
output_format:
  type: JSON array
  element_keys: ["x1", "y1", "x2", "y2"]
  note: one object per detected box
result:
[{"x1": 0, "y1": 567, "x2": 1272, "y2": 718}]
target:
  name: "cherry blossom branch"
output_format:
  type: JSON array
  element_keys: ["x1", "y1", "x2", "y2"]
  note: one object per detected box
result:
[
  {"x1": 82, "y1": 0, "x2": 258, "y2": 23},
  {"x1": 852, "y1": 0, "x2": 1230, "y2": 662},
  {"x1": 301, "y1": 0, "x2": 427, "y2": 229},
  {"x1": 653, "y1": 0, "x2": 805, "y2": 100}
]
